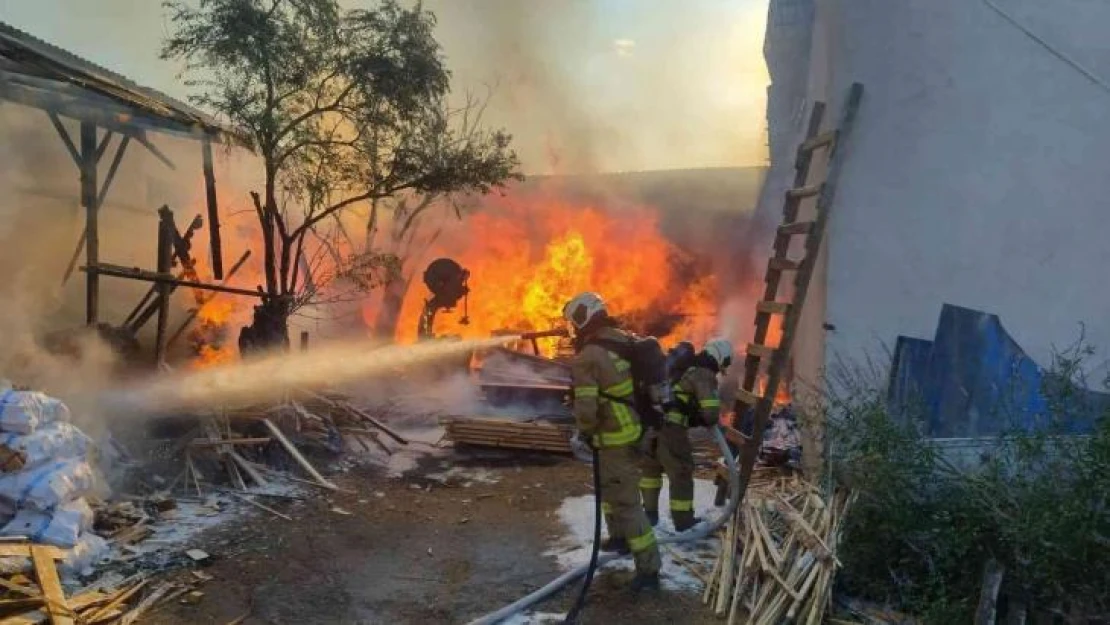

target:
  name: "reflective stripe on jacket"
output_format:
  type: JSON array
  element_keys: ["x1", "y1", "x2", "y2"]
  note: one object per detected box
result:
[
  {"x1": 665, "y1": 365, "x2": 721, "y2": 427},
  {"x1": 570, "y1": 327, "x2": 643, "y2": 448}
]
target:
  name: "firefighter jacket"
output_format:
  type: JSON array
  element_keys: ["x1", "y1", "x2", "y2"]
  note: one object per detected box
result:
[
  {"x1": 570, "y1": 327, "x2": 643, "y2": 448},
  {"x1": 665, "y1": 365, "x2": 721, "y2": 427}
]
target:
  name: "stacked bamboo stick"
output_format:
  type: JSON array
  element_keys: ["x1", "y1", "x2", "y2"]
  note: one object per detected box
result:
[{"x1": 703, "y1": 471, "x2": 857, "y2": 624}]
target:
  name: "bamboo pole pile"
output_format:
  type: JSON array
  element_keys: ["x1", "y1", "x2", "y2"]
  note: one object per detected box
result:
[{"x1": 703, "y1": 472, "x2": 857, "y2": 624}]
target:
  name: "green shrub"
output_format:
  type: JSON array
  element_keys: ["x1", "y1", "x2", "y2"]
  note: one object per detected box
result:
[{"x1": 822, "y1": 345, "x2": 1110, "y2": 623}]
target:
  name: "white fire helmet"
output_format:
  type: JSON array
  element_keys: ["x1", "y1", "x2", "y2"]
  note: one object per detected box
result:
[
  {"x1": 704, "y1": 337, "x2": 734, "y2": 372},
  {"x1": 562, "y1": 292, "x2": 608, "y2": 333}
]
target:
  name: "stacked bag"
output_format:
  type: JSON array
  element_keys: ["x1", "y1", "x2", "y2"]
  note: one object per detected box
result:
[{"x1": 0, "y1": 383, "x2": 108, "y2": 572}]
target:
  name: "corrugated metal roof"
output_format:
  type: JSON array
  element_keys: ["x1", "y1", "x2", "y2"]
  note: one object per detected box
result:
[{"x1": 0, "y1": 19, "x2": 248, "y2": 145}]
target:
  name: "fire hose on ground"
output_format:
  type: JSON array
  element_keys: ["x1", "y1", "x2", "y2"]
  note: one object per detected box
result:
[{"x1": 465, "y1": 426, "x2": 741, "y2": 625}]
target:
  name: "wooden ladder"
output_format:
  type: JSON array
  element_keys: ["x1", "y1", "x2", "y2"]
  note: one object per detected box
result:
[{"x1": 718, "y1": 82, "x2": 864, "y2": 504}]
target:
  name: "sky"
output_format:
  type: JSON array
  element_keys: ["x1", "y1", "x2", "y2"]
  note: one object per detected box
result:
[{"x1": 0, "y1": 0, "x2": 770, "y2": 174}]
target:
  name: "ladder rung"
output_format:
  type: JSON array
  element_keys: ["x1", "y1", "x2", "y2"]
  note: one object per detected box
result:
[
  {"x1": 768, "y1": 257, "x2": 801, "y2": 272},
  {"x1": 778, "y1": 221, "x2": 815, "y2": 236},
  {"x1": 723, "y1": 426, "x2": 749, "y2": 448},
  {"x1": 746, "y1": 343, "x2": 776, "y2": 359},
  {"x1": 736, "y1": 387, "x2": 762, "y2": 407},
  {"x1": 798, "y1": 130, "x2": 838, "y2": 154},
  {"x1": 785, "y1": 183, "x2": 823, "y2": 200},
  {"x1": 756, "y1": 301, "x2": 791, "y2": 315}
]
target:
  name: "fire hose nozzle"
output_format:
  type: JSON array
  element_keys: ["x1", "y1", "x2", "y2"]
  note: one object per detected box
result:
[{"x1": 518, "y1": 328, "x2": 570, "y2": 340}]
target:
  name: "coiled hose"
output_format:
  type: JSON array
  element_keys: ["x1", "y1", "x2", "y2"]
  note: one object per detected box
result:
[{"x1": 465, "y1": 426, "x2": 741, "y2": 625}]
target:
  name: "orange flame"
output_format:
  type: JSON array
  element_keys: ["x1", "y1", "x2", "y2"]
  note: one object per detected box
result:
[{"x1": 386, "y1": 191, "x2": 720, "y2": 355}]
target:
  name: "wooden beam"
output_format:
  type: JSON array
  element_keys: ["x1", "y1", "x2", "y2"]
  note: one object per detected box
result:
[
  {"x1": 95, "y1": 135, "x2": 130, "y2": 208},
  {"x1": 94, "y1": 130, "x2": 114, "y2": 162},
  {"x1": 46, "y1": 112, "x2": 79, "y2": 166},
  {"x1": 80, "y1": 122, "x2": 99, "y2": 326},
  {"x1": 261, "y1": 419, "x2": 338, "y2": 490},
  {"x1": 153, "y1": 215, "x2": 174, "y2": 366},
  {"x1": 133, "y1": 130, "x2": 175, "y2": 170},
  {"x1": 60, "y1": 226, "x2": 86, "y2": 287},
  {"x1": 0, "y1": 70, "x2": 245, "y2": 146},
  {"x1": 188, "y1": 437, "x2": 272, "y2": 448},
  {"x1": 80, "y1": 262, "x2": 265, "y2": 298},
  {"x1": 201, "y1": 134, "x2": 224, "y2": 279}
]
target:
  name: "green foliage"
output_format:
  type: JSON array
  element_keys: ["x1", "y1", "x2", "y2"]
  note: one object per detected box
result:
[
  {"x1": 161, "y1": 0, "x2": 520, "y2": 303},
  {"x1": 824, "y1": 345, "x2": 1110, "y2": 623}
]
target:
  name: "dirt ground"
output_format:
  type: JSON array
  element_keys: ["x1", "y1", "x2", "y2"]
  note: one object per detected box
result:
[{"x1": 149, "y1": 447, "x2": 721, "y2": 625}]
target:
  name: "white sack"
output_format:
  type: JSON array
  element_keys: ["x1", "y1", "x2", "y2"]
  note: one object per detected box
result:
[
  {"x1": 0, "y1": 459, "x2": 95, "y2": 512},
  {"x1": 0, "y1": 391, "x2": 70, "y2": 435},
  {"x1": 0, "y1": 423, "x2": 91, "y2": 472},
  {"x1": 0, "y1": 498, "x2": 94, "y2": 548}
]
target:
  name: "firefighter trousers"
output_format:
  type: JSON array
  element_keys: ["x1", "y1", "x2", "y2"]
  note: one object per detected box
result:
[
  {"x1": 598, "y1": 445, "x2": 661, "y2": 576},
  {"x1": 640, "y1": 424, "x2": 696, "y2": 529}
]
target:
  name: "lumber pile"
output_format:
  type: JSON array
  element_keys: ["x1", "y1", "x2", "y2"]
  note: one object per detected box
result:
[
  {"x1": 703, "y1": 471, "x2": 857, "y2": 624},
  {"x1": 441, "y1": 417, "x2": 574, "y2": 454},
  {"x1": 0, "y1": 570, "x2": 213, "y2": 624}
]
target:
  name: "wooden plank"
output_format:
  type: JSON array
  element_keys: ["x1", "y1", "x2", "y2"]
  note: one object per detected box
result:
[
  {"x1": 84, "y1": 580, "x2": 147, "y2": 623},
  {"x1": 261, "y1": 419, "x2": 338, "y2": 490},
  {"x1": 228, "y1": 451, "x2": 268, "y2": 487},
  {"x1": 80, "y1": 121, "x2": 98, "y2": 327},
  {"x1": 309, "y1": 393, "x2": 410, "y2": 445},
  {"x1": 80, "y1": 263, "x2": 264, "y2": 298},
  {"x1": 767, "y1": 257, "x2": 800, "y2": 272},
  {"x1": 756, "y1": 301, "x2": 791, "y2": 315},
  {"x1": 723, "y1": 426, "x2": 749, "y2": 448},
  {"x1": 777, "y1": 221, "x2": 815, "y2": 236},
  {"x1": 188, "y1": 437, "x2": 272, "y2": 448},
  {"x1": 201, "y1": 134, "x2": 224, "y2": 280},
  {"x1": 736, "y1": 387, "x2": 762, "y2": 407},
  {"x1": 0, "y1": 545, "x2": 62, "y2": 559},
  {"x1": 30, "y1": 546, "x2": 72, "y2": 625},
  {"x1": 796, "y1": 130, "x2": 837, "y2": 157},
  {"x1": 746, "y1": 343, "x2": 776, "y2": 359},
  {"x1": 153, "y1": 214, "x2": 174, "y2": 366},
  {"x1": 785, "y1": 184, "x2": 823, "y2": 200}
]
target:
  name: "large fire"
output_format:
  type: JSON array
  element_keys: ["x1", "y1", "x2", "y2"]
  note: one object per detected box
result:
[{"x1": 384, "y1": 190, "x2": 721, "y2": 355}]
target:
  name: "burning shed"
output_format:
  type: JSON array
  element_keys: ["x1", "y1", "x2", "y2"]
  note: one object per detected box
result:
[{"x1": 0, "y1": 20, "x2": 251, "y2": 363}]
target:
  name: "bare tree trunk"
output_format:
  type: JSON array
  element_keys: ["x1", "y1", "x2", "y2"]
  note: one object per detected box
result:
[{"x1": 372, "y1": 267, "x2": 411, "y2": 340}]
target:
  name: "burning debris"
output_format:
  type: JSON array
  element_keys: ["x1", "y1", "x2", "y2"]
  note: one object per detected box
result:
[{"x1": 385, "y1": 188, "x2": 726, "y2": 354}]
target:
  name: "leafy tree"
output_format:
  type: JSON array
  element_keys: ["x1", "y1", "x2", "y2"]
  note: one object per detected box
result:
[{"x1": 161, "y1": 0, "x2": 519, "y2": 349}]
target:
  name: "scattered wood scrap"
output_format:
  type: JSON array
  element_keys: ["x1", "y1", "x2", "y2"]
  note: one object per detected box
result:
[
  {"x1": 441, "y1": 417, "x2": 574, "y2": 454},
  {"x1": 703, "y1": 472, "x2": 857, "y2": 625}
]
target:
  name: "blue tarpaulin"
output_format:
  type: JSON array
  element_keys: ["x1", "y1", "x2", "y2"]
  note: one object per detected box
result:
[{"x1": 885, "y1": 304, "x2": 1105, "y2": 437}]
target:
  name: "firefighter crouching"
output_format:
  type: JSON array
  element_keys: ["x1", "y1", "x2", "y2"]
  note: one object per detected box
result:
[
  {"x1": 640, "y1": 338, "x2": 731, "y2": 531},
  {"x1": 563, "y1": 291, "x2": 662, "y2": 592}
]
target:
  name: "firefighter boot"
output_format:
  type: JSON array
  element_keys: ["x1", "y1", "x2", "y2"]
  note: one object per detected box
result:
[
  {"x1": 673, "y1": 514, "x2": 702, "y2": 533},
  {"x1": 601, "y1": 537, "x2": 630, "y2": 554},
  {"x1": 630, "y1": 572, "x2": 661, "y2": 594}
]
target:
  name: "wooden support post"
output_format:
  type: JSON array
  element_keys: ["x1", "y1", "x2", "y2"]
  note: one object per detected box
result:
[
  {"x1": 299, "y1": 331, "x2": 309, "y2": 352},
  {"x1": 153, "y1": 214, "x2": 174, "y2": 365},
  {"x1": 80, "y1": 122, "x2": 99, "y2": 326},
  {"x1": 202, "y1": 134, "x2": 224, "y2": 280}
]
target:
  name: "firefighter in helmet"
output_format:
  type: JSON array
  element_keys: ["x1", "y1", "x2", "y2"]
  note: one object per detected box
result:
[
  {"x1": 563, "y1": 291, "x2": 662, "y2": 592},
  {"x1": 640, "y1": 337, "x2": 730, "y2": 531}
]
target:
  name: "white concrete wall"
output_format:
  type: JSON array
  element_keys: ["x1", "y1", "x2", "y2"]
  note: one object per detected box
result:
[{"x1": 766, "y1": 0, "x2": 1110, "y2": 386}]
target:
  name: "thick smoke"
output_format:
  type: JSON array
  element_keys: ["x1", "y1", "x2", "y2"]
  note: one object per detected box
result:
[{"x1": 424, "y1": 0, "x2": 770, "y2": 175}]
